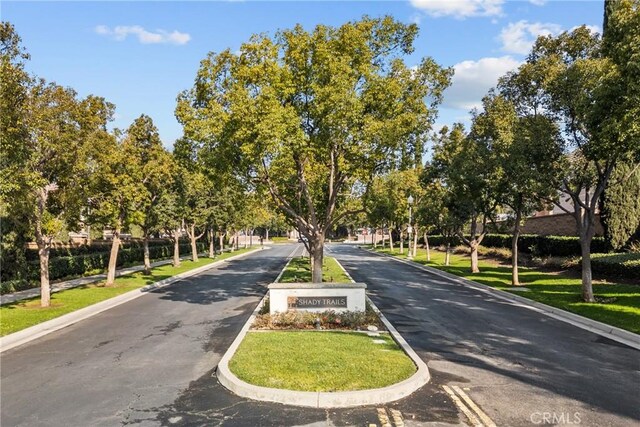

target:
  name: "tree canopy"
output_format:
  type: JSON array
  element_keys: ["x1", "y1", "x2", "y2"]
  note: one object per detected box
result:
[{"x1": 176, "y1": 16, "x2": 452, "y2": 281}]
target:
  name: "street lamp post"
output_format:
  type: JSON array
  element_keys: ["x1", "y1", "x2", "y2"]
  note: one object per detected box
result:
[{"x1": 407, "y1": 195, "x2": 414, "y2": 260}]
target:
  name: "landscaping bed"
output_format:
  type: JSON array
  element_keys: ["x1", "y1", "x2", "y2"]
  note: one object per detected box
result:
[
  {"x1": 254, "y1": 299, "x2": 384, "y2": 330},
  {"x1": 228, "y1": 331, "x2": 416, "y2": 392}
]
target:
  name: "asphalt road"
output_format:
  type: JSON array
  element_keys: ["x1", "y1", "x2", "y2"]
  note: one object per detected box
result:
[
  {"x1": 1, "y1": 245, "x2": 296, "y2": 427},
  {"x1": 329, "y1": 244, "x2": 640, "y2": 427},
  {"x1": 3, "y1": 243, "x2": 638, "y2": 427}
]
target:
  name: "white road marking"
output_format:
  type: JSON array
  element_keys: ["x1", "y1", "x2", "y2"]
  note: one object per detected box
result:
[
  {"x1": 452, "y1": 386, "x2": 497, "y2": 427},
  {"x1": 443, "y1": 385, "x2": 483, "y2": 427}
]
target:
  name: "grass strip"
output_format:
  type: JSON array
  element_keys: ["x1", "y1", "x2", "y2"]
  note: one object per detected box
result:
[
  {"x1": 371, "y1": 246, "x2": 640, "y2": 334},
  {"x1": 0, "y1": 248, "x2": 254, "y2": 336},
  {"x1": 229, "y1": 331, "x2": 416, "y2": 391},
  {"x1": 278, "y1": 256, "x2": 351, "y2": 283}
]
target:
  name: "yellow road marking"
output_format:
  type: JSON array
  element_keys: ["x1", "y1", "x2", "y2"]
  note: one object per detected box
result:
[
  {"x1": 452, "y1": 386, "x2": 497, "y2": 427},
  {"x1": 377, "y1": 407, "x2": 392, "y2": 427},
  {"x1": 443, "y1": 385, "x2": 483, "y2": 427},
  {"x1": 389, "y1": 408, "x2": 405, "y2": 427}
]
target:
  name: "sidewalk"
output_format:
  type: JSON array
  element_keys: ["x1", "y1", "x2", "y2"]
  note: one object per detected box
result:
[{"x1": 1, "y1": 251, "x2": 220, "y2": 306}]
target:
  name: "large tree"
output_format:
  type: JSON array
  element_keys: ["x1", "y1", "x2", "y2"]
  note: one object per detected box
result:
[
  {"x1": 7, "y1": 78, "x2": 114, "y2": 305},
  {"x1": 177, "y1": 16, "x2": 451, "y2": 282},
  {"x1": 1, "y1": 22, "x2": 32, "y2": 289},
  {"x1": 90, "y1": 133, "x2": 146, "y2": 285},
  {"x1": 471, "y1": 92, "x2": 563, "y2": 285},
  {"x1": 505, "y1": 11, "x2": 639, "y2": 301},
  {"x1": 125, "y1": 115, "x2": 175, "y2": 273},
  {"x1": 431, "y1": 124, "x2": 499, "y2": 273}
]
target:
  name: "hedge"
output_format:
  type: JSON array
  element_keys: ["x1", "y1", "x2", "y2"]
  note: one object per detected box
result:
[
  {"x1": 1, "y1": 242, "x2": 208, "y2": 294},
  {"x1": 24, "y1": 239, "x2": 176, "y2": 261},
  {"x1": 419, "y1": 234, "x2": 608, "y2": 257},
  {"x1": 591, "y1": 253, "x2": 640, "y2": 279}
]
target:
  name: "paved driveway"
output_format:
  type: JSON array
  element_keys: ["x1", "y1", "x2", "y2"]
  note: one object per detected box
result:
[
  {"x1": 329, "y1": 244, "x2": 640, "y2": 427},
  {"x1": 4, "y1": 243, "x2": 636, "y2": 426}
]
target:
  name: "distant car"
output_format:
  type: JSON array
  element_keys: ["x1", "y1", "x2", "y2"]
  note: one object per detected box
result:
[{"x1": 297, "y1": 236, "x2": 308, "y2": 243}]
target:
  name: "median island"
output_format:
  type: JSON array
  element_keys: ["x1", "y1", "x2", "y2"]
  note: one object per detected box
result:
[{"x1": 224, "y1": 254, "x2": 418, "y2": 395}]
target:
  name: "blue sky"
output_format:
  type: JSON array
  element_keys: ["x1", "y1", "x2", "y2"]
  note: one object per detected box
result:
[{"x1": 4, "y1": 1, "x2": 604, "y2": 149}]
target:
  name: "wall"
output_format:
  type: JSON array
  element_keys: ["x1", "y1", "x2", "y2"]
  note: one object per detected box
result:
[{"x1": 504, "y1": 213, "x2": 604, "y2": 236}]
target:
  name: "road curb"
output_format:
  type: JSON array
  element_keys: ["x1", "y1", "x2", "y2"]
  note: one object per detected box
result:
[
  {"x1": 0, "y1": 248, "x2": 264, "y2": 353},
  {"x1": 362, "y1": 247, "x2": 640, "y2": 351},
  {"x1": 216, "y1": 251, "x2": 430, "y2": 408}
]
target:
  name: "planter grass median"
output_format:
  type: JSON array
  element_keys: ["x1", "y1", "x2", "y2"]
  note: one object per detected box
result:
[
  {"x1": 279, "y1": 256, "x2": 351, "y2": 283},
  {"x1": 371, "y1": 246, "x2": 640, "y2": 334},
  {"x1": 229, "y1": 331, "x2": 416, "y2": 392},
  {"x1": 0, "y1": 248, "x2": 253, "y2": 336},
  {"x1": 216, "y1": 252, "x2": 425, "y2": 407}
]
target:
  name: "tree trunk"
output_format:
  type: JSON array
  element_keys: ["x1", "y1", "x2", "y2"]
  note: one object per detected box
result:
[
  {"x1": 209, "y1": 229, "x2": 215, "y2": 258},
  {"x1": 373, "y1": 228, "x2": 377, "y2": 248},
  {"x1": 266, "y1": 228, "x2": 269, "y2": 242},
  {"x1": 244, "y1": 228, "x2": 248, "y2": 249},
  {"x1": 412, "y1": 229, "x2": 418, "y2": 258},
  {"x1": 189, "y1": 224, "x2": 199, "y2": 262},
  {"x1": 445, "y1": 242, "x2": 451, "y2": 266},
  {"x1": 38, "y1": 243, "x2": 51, "y2": 307},
  {"x1": 424, "y1": 232, "x2": 430, "y2": 262},
  {"x1": 106, "y1": 227, "x2": 121, "y2": 285},
  {"x1": 34, "y1": 187, "x2": 52, "y2": 307},
  {"x1": 389, "y1": 228, "x2": 394, "y2": 251},
  {"x1": 86, "y1": 224, "x2": 92, "y2": 246},
  {"x1": 143, "y1": 234, "x2": 151, "y2": 274},
  {"x1": 250, "y1": 229, "x2": 253, "y2": 247},
  {"x1": 219, "y1": 232, "x2": 225, "y2": 254},
  {"x1": 173, "y1": 229, "x2": 181, "y2": 267},
  {"x1": 470, "y1": 242, "x2": 480, "y2": 273},
  {"x1": 580, "y1": 233, "x2": 595, "y2": 302},
  {"x1": 511, "y1": 209, "x2": 522, "y2": 286},
  {"x1": 310, "y1": 235, "x2": 325, "y2": 283},
  {"x1": 399, "y1": 230, "x2": 404, "y2": 254}
]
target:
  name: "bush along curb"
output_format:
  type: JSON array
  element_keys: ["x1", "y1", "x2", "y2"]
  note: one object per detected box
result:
[
  {"x1": 216, "y1": 255, "x2": 430, "y2": 408},
  {"x1": 0, "y1": 248, "x2": 263, "y2": 353},
  {"x1": 363, "y1": 247, "x2": 640, "y2": 351}
]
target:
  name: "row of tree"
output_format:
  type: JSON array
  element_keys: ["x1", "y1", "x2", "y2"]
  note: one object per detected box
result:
[
  {"x1": 1, "y1": 22, "x2": 285, "y2": 307},
  {"x1": 366, "y1": 1, "x2": 640, "y2": 302}
]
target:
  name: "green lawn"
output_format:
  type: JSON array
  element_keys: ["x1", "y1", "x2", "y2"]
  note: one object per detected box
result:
[
  {"x1": 270, "y1": 237, "x2": 292, "y2": 243},
  {"x1": 0, "y1": 248, "x2": 254, "y2": 336},
  {"x1": 278, "y1": 256, "x2": 351, "y2": 283},
  {"x1": 229, "y1": 331, "x2": 416, "y2": 391},
  {"x1": 371, "y1": 246, "x2": 640, "y2": 334}
]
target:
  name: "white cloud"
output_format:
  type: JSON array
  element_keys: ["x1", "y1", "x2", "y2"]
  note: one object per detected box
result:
[
  {"x1": 410, "y1": 0, "x2": 504, "y2": 19},
  {"x1": 571, "y1": 24, "x2": 601, "y2": 35},
  {"x1": 499, "y1": 20, "x2": 562, "y2": 54},
  {"x1": 95, "y1": 25, "x2": 191, "y2": 45},
  {"x1": 443, "y1": 56, "x2": 521, "y2": 110},
  {"x1": 529, "y1": 0, "x2": 547, "y2": 5}
]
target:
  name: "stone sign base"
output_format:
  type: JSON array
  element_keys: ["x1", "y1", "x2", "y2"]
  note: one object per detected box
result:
[{"x1": 268, "y1": 282, "x2": 367, "y2": 315}]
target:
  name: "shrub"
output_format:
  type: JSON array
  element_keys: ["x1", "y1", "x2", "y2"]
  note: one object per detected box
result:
[
  {"x1": 591, "y1": 253, "x2": 640, "y2": 279},
  {"x1": 252, "y1": 303, "x2": 383, "y2": 330},
  {"x1": 421, "y1": 233, "x2": 608, "y2": 257},
  {"x1": 21, "y1": 242, "x2": 206, "y2": 286},
  {"x1": 24, "y1": 239, "x2": 176, "y2": 261}
]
